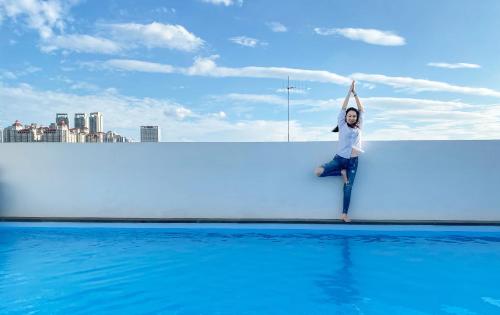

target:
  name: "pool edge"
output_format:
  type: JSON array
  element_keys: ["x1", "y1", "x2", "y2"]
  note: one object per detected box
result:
[{"x1": 1, "y1": 217, "x2": 500, "y2": 226}]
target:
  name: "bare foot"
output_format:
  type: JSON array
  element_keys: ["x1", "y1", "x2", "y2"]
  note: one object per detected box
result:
[
  {"x1": 341, "y1": 213, "x2": 351, "y2": 223},
  {"x1": 340, "y1": 169, "x2": 349, "y2": 184},
  {"x1": 315, "y1": 167, "x2": 324, "y2": 177}
]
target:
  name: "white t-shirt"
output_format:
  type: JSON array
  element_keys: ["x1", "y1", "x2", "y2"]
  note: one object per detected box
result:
[{"x1": 336, "y1": 108, "x2": 364, "y2": 159}]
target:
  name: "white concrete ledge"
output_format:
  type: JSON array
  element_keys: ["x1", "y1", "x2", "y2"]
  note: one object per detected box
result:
[{"x1": 0, "y1": 141, "x2": 499, "y2": 222}]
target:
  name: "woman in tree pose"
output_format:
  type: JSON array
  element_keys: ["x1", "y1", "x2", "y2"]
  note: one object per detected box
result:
[{"x1": 315, "y1": 81, "x2": 365, "y2": 223}]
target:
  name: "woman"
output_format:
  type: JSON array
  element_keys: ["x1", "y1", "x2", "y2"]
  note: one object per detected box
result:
[{"x1": 315, "y1": 81, "x2": 365, "y2": 223}]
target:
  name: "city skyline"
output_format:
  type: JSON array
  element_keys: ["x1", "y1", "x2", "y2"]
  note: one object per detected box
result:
[
  {"x1": 1, "y1": 0, "x2": 500, "y2": 141},
  {"x1": 6, "y1": 111, "x2": 104, "y2": 130},
  {"x1": 1, "y1": 111, "x2": 132, "y2": 143}
]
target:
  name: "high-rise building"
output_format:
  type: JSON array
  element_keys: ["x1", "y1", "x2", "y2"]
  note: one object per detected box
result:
[
  {"x1": 89, "y1": 112, "x2": 103, "y2": 133},
  {"x1": 42, "y1": 120, "x2": 75, "y2": 142},
  {"x1": 105, "y1": 131, "x2": 118, "y2": 143},
  {"x1": 85, "y1": 132, "x2": 104, "y2": 143},
  {"x1": 3, "y1": 120, "x2": 24, "y2": 142},
  {"x1": 56, "y1": 113, "x2": 69, "y2": 127},
  {"x1": 71, "y1": 126, "x2": 88, "y2": 143},
  {"x1": 140, "y1": 126, "x2": 160, "y2": 142},
  {"x1": 74, "y1": 113, "x2": 88, "y2": 129},
  {"x1": 3, "y1": 121, "x2": 43, "y2": 142}
]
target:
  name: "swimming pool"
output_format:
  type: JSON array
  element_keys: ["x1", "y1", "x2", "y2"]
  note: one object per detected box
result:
[{"x1": 1, "y1": 223, "x2": 499, "y2": 314}]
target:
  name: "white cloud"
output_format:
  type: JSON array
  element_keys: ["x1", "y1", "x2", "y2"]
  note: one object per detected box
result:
[
  {"x1": 427, "y1": 62, "x2": 481, "y2": 69},
  {"x1": 41, "y1": 34, "x2": 122, "y2": 54},
  {"x1": 352, "y1": 100, "x2": 500, "y2": 140},
  {"x1": 210, "y1": 92, "x2": 500, "y2": 139},
  {"x1": 96, "y1": 56, "x2": 500, "y2": 98},
  {"x1": 0, "y1": 82, "x2": 194, "y2": 131},
  {"x1": 351, "y1": 73, "x2": 500, "y2": 97},
  {"x1": 482, "y1": 297, "x2": 500, "y2": 308},
  {"x1": 0, "y1": 82, "x2": 327, "y2": 142},
  {"x1": 314, "y1": 27, "x2": 405, "y2": 46},
  {"x1": 0, "y1": 65, "x2": 42, "y2": 80},
  {"x1": 229, "y1": 36, "x2": 266, "y2": 48},
  {"x1": 70, "y1": 81, "x2": 99, "y2": 91},
  {"x1": 373, "y1": 108, "x2": 486, "y2": 122},
  {"x1": 153, "y1": 7, "x2": 176, "y2": 14},
  {"x1": 212, "y1": 93, "x2": 341, "y2": 116},
  {"x1": 100, "y1": 56, "x2": 351, "y2": 85},
  {"x1": 364, "y1": 100, "x2": 500, "y2": 140},
  {"x1": 215, "y1": 93, "x2": 287, "y2": 106},
  {"x1": 213, "y1": 93, "x2": 337, "y2": 111},
  {"x1": 276, "y1": 87, "x2": 308, "y2": 94},
  {"x1": 362, "y1": 83, "x2": 376, "y2": 90},
  {"x1": 213, "y1": 94, "x2": 479, "y2": 113},
  {"x1": 104, "y1": 59, "x2": 175, "y2": 73},
  {"x1": 23, "y1": 65, "x2": 42, "y2": 74},
  {"x1": 210, "y1": 111, "x2": 227, "y2": 119},
  {"x1": 50, "y1": 75, "x2": 100, "y2": 92},
  {"x1": 103, "y1": 22, "x2": 204, "y2": 52},
  {"x1": 363, "y1": 97, "x2": 475, "y2": 111},
  {"x1": 182, "y1": 56, "x2": 352, "y2": 84},
  {"x1": 2, "y1": 82, "x2": 500, "y2": 141},
  {"x1": 267, "y1": 22, "x2": 287, "y2": 33},
  {"x1": 1, "y1": 3, "x2": 203, "y2": 55},
  {"x1": 201, "y1": 0, "x2": 243, "y2": 6},
  {"x1": 0, "y1": 70, "x2": 17, "y2": 80},
  {"x1": 365, "y1": 124, "x2": 458, "y2": 140},
  {"x1": 174, "y1": 119, "x2": 327, "y2": 142},
  {"x1": 0, "y1": 0, "x2": 72, "y2": 39}
]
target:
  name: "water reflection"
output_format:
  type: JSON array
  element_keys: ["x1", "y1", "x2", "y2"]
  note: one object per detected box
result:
[{"x1": 316, "y1": 236, "x2": 361, "y2": 307}]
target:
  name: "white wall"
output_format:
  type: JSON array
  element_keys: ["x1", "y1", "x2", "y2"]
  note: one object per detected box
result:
[{"x1": 0, "y1": 141, "x2": 499, "y2": 221}]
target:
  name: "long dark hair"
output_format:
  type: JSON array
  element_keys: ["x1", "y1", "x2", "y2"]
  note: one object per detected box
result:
[{"x1": 332, "y1": 107, "x2": 360, "y2": 132}]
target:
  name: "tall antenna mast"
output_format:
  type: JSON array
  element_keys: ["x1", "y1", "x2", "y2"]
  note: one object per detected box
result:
[{"x1": 287, "y1": 76, "x2": 295, "y2": 142}]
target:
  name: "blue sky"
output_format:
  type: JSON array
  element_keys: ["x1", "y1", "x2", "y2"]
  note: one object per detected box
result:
[{"x1": 1, "y1": 0, "x2": 500, "y2": 141}]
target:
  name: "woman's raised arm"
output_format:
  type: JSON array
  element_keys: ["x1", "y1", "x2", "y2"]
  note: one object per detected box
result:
[
  {"x1": 342, "y1": 81, "x2": 355, "y2": 110},
  {"x1": 352, "y1": 81, "x2": 364, "y2": 112}
]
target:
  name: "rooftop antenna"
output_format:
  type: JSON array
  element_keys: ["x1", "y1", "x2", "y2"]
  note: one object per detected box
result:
[{"x1": 286, "y1": 76, "x2": 296, "y2": 142}]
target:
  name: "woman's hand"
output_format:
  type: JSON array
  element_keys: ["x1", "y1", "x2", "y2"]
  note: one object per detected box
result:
[
  {"x1": 351, "y1": 80, "x2": 356, "y2": 95},
  {"x1": 343, "y1": 80, "x2": 356, "y2": 109}
]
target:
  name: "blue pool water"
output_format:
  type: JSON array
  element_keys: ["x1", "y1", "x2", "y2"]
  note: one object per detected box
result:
[{"x1": 1, "y1": 223, "x2": 500, "y2": 315}]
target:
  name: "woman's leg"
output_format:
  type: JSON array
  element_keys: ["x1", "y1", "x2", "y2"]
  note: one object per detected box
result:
[
  {"x1": 316, "y1": 155, "x2": 344, "y2": 177},
  {"x1": 340, "y1": 169, "x2": 348, "y2": 184},
  {"x1": 342, "y1": 157, "x2": 359, "y2": 215}
]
